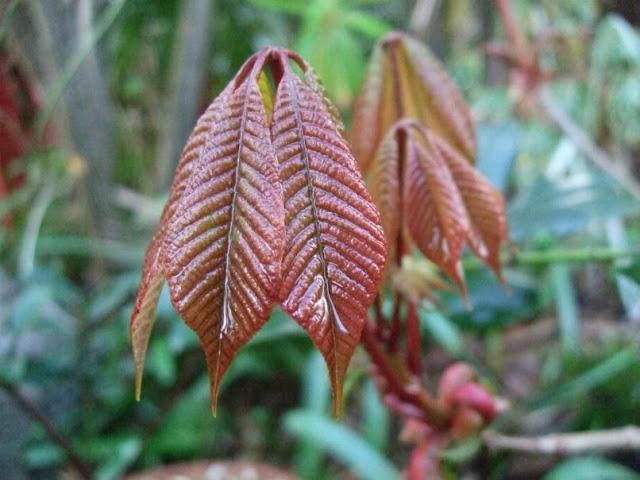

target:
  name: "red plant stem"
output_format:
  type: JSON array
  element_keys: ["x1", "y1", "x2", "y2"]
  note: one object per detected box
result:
[
  {"x1": 361, "y1": 322, "x2": 447, "y2": 427},
  {"x1": 373, "y1": 294, "x2": 386, "y2": 339},
  {"x1": 388, "y1": 292, "x2": 402, "y2": 352},
  {"x1": 384, "y1": 394, "x2": 429, "y2": 422},
  {"x1": 494, "y1": 0, "x2": 529, "y2": 57},
  {"x1": 388, "y1": 182, "x2": 408, "y2": 352},
  {"x1": 407, "y1": 435, "x2": 443, "y2": 480},
  {"x1": 406, "y1": 301, "x2": 422, "y2": 375},
  {"x1": 362, "y1": 322, "x2": 408, "y2": 395}
]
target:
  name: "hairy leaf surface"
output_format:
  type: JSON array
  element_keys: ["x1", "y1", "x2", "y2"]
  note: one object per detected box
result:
[
  {"x1": 163, "y1": 62, "x2": 285, "y2": 412},
  {"x1": 272, "y1": 66, "x2": 387, "y2": 415}
]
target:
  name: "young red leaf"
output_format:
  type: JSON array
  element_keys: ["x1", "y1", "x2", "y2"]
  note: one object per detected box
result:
[
  {"x1": 403, "y1": 124, "x2": 470, "y2": 295},
  {"x1": 130, "y1": 233, "x2": 165, "y2": 400},
  {"x1": 351, "y1": 44, "x2": 392, "y2": 173},
  {"x1": 353, "y1": 32, "x2": 476, "y2": 173},
  {"x1": 400, "y1": 34, "x2": 476, "y2": 160},
  {"x1": 272, "y1": 61, "x2": 387, "y2": 416},
  {"x1": 131, "y1": 48, "x2": 388, "y2": 415},
  {"x1": 429, "y1": 133, "x2": 507, "y2": 282},
  {"x1": 367, "y1": 126, "x2": 402, "y2": 266},
  {"x1": 163, "y1": 56, "x2": 285, "y2": 413},
  {"x1": 130, "y1": 91, "x2": 231, "y2": 400}
]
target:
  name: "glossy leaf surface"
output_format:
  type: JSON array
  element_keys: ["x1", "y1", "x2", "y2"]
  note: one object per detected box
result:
[
  {"x1": 164, "y1": 61, "x2": 285, "y2": 412},
  {"x1": 130, "y1": 90, "x2": 232, "y2": 399},
  {"x1": 131, "y1": 48, "x2": 387, "y2": 414},
  {"x1": 272, "y1": 64, "x2": 386, "y2": 415},
  {"x1": 430, "y1": 132, "x2": 507, "y2": 282}
]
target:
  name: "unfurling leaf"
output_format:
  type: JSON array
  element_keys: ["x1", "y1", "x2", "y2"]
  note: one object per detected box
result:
[
  {"x1": 273, "y1": 63, "x2": 386, "y2": 416},
  {"x1": 352, "y1": 32, "x2": 476, "y2": 173},
  {"x1": 352, "y1": 32, "x2": 507, "y2": 294},
  {"x1": 391, "y1": 256, "x2": 448, "y2": 305},
  {"x1": 130, "y1": 48, "x2": 387, "y2": 415},
  {"x1": 403, "y1": 124, "x2": 470, "y2": 293},
  {"x1": 366, "y1": 120, "x2": 506, "y2": 294},
  {"x1": 429, "y1": 132, "x2": 507, "y2": 283},
  {"x1": 367, "y1": 126, "x2": 401, "y2": 270}
]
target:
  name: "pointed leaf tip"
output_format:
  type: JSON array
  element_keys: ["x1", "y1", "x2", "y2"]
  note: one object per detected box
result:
[
  {"x1": 129, "y1": 59, "x2": 234, "y2": 402},
  {"x1": 331, "y1": 372, "x2": 345, "y2": 419},
  {"x1": 130, "y1": 232, "x2": 166, "y2": 402},
  {"x1": 273, "y1": 67, "x2": 387, "y2": 413},
  {"x1": 428, "y1": 131, "x2": 508, "y2": 284},
  {"x1": 164, "y1": 64, "x2": 285, "y2": 410},
  {"x1": 403, "y1": 126, "x2": 471, "y2": 294},
  {"x1": 368, "y1": 120, "x2": 507, "y2": 297}
]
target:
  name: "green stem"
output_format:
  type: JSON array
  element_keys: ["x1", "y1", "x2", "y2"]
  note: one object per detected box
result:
[
  {"x1": 515, "y1": 247, "x2": 640, "y2": 265},
  {"x1": 464, "y1": 247, "x2": 640, "y2": 270}
]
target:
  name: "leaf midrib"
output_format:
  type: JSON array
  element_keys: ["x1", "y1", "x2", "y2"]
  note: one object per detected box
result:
[
  {"x1": 285, "y1": 74, "x2": 343, "y2": 385},
  {"x1": 217, "y1": 75, "x2": 256, "y2": 382}
]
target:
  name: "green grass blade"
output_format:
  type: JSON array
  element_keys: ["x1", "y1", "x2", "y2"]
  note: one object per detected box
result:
[{"x1": 285, "y1": 410, "x2": 400, "y2": 480}]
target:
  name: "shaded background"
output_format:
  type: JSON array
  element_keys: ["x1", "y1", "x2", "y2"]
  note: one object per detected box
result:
[{"x1": 1, "y1": 0, "x2": 640, "y2": 478}]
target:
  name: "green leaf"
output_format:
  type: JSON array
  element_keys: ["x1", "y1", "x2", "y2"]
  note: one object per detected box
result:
[
  {"x1": 530, "y1": 348, "x2": 637, "y2": 408},
  {"x1": 94, "y1": 437, "x2": 142, "y2": 480},
  {"x1": 419, "y1": 307, "x2": 464, "y2": 355},
  {"x1": 88, "y1": 273, "x2": 140, "y2": 321},
  {"x1": 343, "y1": 10, "x2": 391, "y2": 39},
  {"x1": 544, "y1": 456, "x2": 640, "y2": 480},
  {"x1": 508, "y1": 174, "x2": 638, "y2": 241},
  {"x1": 148, "y1": 376, "x2": 219, "y2": 456},
  {"x1": 439, "y1": 438, "x2": 481, "y2": 464},
  {"x1": 550, "y1": 263, "x2": 579, "y2": 352},
  {"x1": 284, "y1": 410, "x2": 401, "y2": 480},
  {"x1": 361, "y1": 379, "x2": 390, "y2": 453},
  {"x1": 24, "y1": 443, "x2": 65, "y2": 469},
  {"x1": 37, "y1": 235, "x2": 144, "y2": 265},
  {"x1": 295, "y1": 352, "x2": 331, "y2": 479},
  {"x1": 248, "y1": 0, "x2": 306, "y2": 15},
  {"x1": 147, "y1": 338, "x2": 176, "y2": 386},
  {"x1": 592, "y1": 15, "x2": 640, "y2": 68}
]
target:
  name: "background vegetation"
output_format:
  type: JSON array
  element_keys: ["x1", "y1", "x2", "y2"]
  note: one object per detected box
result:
[{"x1": 1, "y1": 0, "x2": 640, "y2": 478}]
